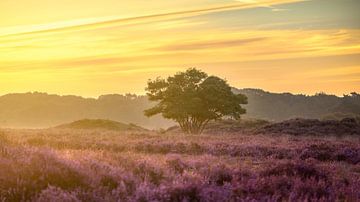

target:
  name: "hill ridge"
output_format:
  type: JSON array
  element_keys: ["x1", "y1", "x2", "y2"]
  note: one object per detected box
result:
[
  {"x1": 55, "y1": 119, "x2": 147, "y2": 131},
  {"x1": 0, "y1": 89, "x2": 358, "y2": 129}
]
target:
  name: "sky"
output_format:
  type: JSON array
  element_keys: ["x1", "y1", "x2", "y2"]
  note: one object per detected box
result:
[{"x1": 0, "y1": 0, "x2": 359, "y2": 97}]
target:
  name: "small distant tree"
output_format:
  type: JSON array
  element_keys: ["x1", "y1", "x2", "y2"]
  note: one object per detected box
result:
[{"x1": 144, "y1": 68, "x2": 248, "y2": 134}]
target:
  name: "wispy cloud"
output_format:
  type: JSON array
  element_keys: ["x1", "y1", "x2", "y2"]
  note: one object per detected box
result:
[
  {"x1": 156, "y1": 37, "x2": 266, "y2": 51},
  {"x1": 0, "y1": 0, "x2": 359, "y2": 96},
  {"x1": 0, "y1": 0, "x2": 306, "y2": 38},
  {"x1": 271, "y1": 8, "x2": 290, "y2": 12}
]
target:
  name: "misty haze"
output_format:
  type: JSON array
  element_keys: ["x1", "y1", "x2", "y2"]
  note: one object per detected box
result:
[{"x1": 0, "y1": 0, "x2": 359, "y2": 201}]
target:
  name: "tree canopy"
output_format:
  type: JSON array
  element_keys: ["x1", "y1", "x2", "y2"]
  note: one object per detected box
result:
[{"x1": 144, "y1": 68, "x2": 248, "y2": 134}]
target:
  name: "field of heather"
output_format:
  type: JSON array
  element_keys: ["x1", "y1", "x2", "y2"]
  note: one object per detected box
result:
[{"x1": 0, "y1": 129, "x2": 359, "y2": 201}]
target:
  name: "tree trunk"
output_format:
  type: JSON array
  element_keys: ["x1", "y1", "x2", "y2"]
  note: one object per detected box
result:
[{"x1": 178, "y1": 118, "x2": 210, "y2": 135}]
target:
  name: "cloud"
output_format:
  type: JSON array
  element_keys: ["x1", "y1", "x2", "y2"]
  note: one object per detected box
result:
[
  {"x1": 271, "y1": 8, "x2": 290, "y2": 12},
  {"x1": 1, "y1": 0, "x2": 358, "y2": 96},
  {"x1": 0, "y1": 0, "x2": 306, "y2": 38},
  {"x1": 156, "y1": 37, "x2": 266, "y2": 51}
]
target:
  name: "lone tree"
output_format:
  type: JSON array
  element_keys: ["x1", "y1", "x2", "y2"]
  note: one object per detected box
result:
[{"x1": 145, "y1": 68, "x2": 248, "y2": 134}]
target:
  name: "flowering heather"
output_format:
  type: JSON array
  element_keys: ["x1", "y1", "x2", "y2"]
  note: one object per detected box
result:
[{"x1": 0, "y1": 129, "x2": 359, "y2": 201}]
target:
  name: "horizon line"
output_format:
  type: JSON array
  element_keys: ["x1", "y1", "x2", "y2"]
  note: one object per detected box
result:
[{"x1": 0, "y1": 88, "x2": 358, "y2": 99}]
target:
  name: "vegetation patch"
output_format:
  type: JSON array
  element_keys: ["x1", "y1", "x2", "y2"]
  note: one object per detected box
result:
[
  {"x1": 257, "y1": 118, "x2": 360, "y2": 136},
  {"x1": 55, "y1": 119, "x2": 147, "y2": 132}
]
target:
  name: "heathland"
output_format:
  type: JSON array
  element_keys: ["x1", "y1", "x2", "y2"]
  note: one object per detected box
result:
[{"x1": 0, "y1": 118, "x2": 359, "y2": 201}]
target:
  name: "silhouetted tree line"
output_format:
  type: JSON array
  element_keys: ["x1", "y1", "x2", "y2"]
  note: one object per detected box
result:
[
  {"x1": 234, "y1": 89, "x2": 360, "y2": 121},
  {"x1": 0, "y1": 89, "x2": 358, "y2": 128}
]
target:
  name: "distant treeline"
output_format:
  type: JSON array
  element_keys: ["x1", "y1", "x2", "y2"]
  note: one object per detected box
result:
[
  {"x1": 0, "y1": 93, "x2": 172, "y2": 129},
  {"x1": 236, "y1": 88, "x2": 360, "y2": 121},
  {"x1": 0, "y1": 89, "x2": 359, "y2": 128}
]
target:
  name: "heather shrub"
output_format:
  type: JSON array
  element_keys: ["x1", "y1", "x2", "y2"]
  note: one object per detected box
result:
[
  {"x1": 100, "y1": 175, "x2": 118, "y2": 190},
  {"x1": 257, "y1": 118, "x2": 360, "y2": 136},
  {"x1": 166, "y1": 156, "x2": 188, "y2": 174},
  {"x1": 0, "y1": 148, "x2": 86, "y2": 201},
  {"x1": 230, "y1": 161, "x2": 354, "y2": 201},
  {"x1": 300, "y1": 143, "x2": 360, "y2": 164},
  {"x1": 188, "y1": 142, "x2": 204, "y2": 154},
  {"x1": 300, "y1": 143, "x2": 334, "y2": 161},
  {"x1": 134, "y1": 143, "x2": 172, "y2": 154},
  {"x1": 167, "y1": 118, "x2": 269, "y2": 134},
  {"x1": 232, "y1": 175, "x2": 295, "y2": 201},
  {"x1": 208, "y1": 144, "x2": 293, "y2": 159},
  {"x1": 289, "y1": 178, "x2": 335, "y2": 201},
  {"x1": 199, "y1": 184, "x2": 232, "y2": 202},
  {"x1": 134, "y1": 142, "x2": 205, "y2": 155},
  {"x1": 0, "y1": 129, "x2": 359, "y2": 201},
  {"x1": 35, "y1": 186, "x2": 80, "y2": 202},
  {"x1": 336, "y1": 147, "x2": 360, "y2": 164},
  {"x1": 261, "y1": 162, "x2": 328, "y2": 181},
  {"x1": 133, "y1": 162, "x2": 165, "y2": 185},
  {"x1": 207, "y1": 165, "x2": 233, "y2": 186},
  {"x1": 163, "y1": 182, "x2": 202, "y2": 202},
  {"x1": 134, "y1": 183, "x2": 159, "y2": 202}
]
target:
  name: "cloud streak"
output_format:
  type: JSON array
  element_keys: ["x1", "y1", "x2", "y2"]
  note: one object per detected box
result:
[
  {"x1": 0, "y1": 0, "x2": 359, "y2": 96},
  {"x1": 156, "y1": 37, "x2": 266, "y2": 51},
  {"x1": 0, "y1": 0, "x2": 306, "y2": 38}
]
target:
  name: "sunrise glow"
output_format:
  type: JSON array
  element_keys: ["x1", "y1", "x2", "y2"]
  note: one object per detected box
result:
[{"x1": 1, "y1": 0, "x2": 359, "y2": 96}]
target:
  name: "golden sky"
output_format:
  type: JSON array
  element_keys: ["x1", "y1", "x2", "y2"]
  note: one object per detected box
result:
[{"x1": 0, "y1": 0, "x2": 359, "y2": 97}]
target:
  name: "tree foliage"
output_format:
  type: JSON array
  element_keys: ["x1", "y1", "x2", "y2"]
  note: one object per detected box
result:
[{"x1": 144, "y1": 68, "x2": 248, "y2": 134}]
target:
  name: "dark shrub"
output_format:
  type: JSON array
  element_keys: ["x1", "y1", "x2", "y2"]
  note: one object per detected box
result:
[
  {"x1": 261, "y1": 162, "x2": 328, "y2": 181},
  {"x1": 208, "y1": 166, "x2": 233, "y2": 186},
  {"x1": 300, "y1": 144, "x2": 334, "y2": 161},
  {"x1": 133, "y1": 162, "x2": 164, "y2": 186},
  {"x1": 166, "y1": 183, "x2": 201, "y2": 202},
  {"x1": 166, "y1": 157, "x2": 188, "y2": 174},
  {"x1": 100, "y1": 176, "x2": 118, "y2": 190},
  {"x1": 336, "y1": 147, "x2": 360, "y2": 164}
]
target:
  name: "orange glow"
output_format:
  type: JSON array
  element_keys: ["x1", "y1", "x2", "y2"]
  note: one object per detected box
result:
[{"x1": 0, "y1": 0, "x2": 359, "y2": 96}]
